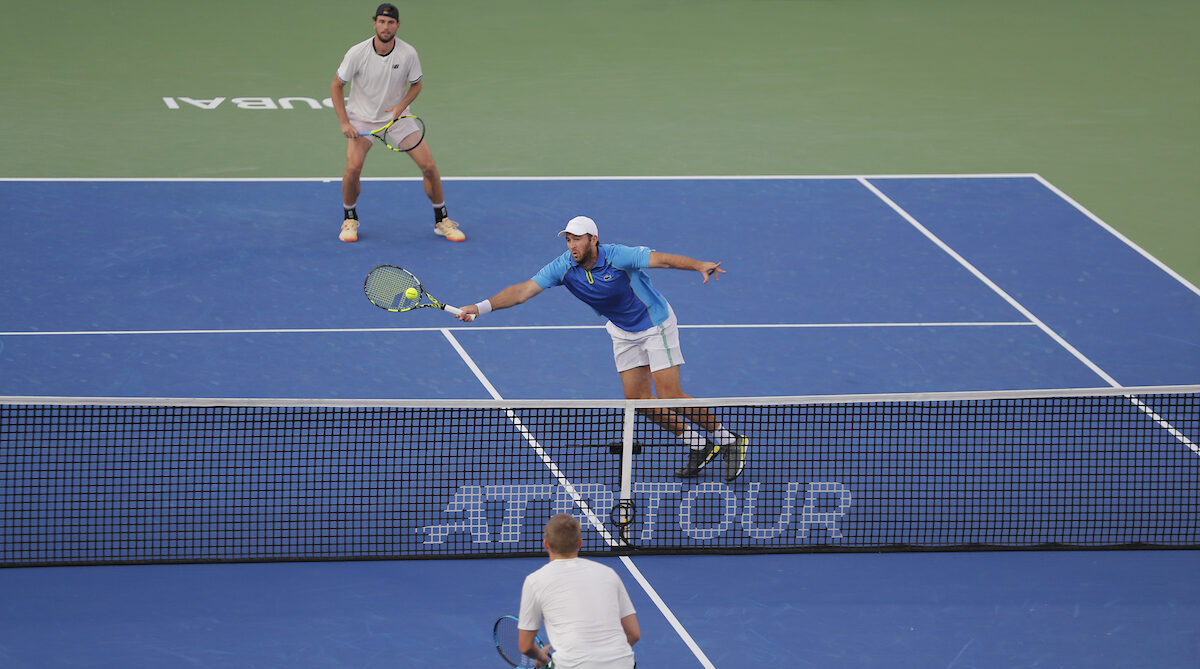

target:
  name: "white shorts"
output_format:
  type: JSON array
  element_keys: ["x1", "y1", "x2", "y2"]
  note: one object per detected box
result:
[
  {"x1": 346, "y1": 110, "x2": 419, "y2": 138},
  {"x1": 553, "y1": 657, "x2": 635, "y2": 669},
  {"x1": 606, "y1": 307, "x2": 684, "y2": 373}
]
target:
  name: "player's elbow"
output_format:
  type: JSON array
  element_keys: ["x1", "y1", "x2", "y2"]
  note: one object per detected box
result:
[
  {"x1": 511, "y1": 281, "x2": 542, "y2": 305},
  {"x1": 517, "y1": 629, "x2": 539, "y2": 654},
  {"x1": 621, "y1": 614, "x2": 641, "y2": 646}
]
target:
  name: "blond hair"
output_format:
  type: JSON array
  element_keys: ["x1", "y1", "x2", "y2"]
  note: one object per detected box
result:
[{"x1": 544, "y1": 513, "x2": 581, "y2": 556}]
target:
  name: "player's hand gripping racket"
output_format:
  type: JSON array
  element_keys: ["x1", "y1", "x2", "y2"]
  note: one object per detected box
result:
[
  {"x1": 363, "y1": 265, "x2": 472, "y2": 320},
  {"x1": 493, "y1": 615, "x2": 553, "y2": 668},
  {"x1": 359, "y1": 115, "x2": 425, "y2": 152}
]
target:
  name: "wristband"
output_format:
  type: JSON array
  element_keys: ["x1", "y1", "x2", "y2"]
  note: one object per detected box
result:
[{"x1": 474, "y1": 299, "x2": 493, "y2": 315}]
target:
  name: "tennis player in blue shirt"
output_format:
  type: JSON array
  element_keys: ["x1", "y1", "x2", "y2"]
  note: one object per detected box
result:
[{"x1": 455, "y1": 215, "x2": 748, "y2": 482}]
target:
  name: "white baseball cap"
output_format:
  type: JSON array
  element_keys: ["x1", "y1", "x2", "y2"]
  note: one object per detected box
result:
[{"x1": 557, "y1": 215, "x2": 598, "y2": 238}]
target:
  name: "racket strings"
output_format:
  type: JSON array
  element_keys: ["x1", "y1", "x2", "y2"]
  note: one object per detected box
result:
[
  {"x1": 494, "y1": 616, "x2": 547, "y2": 668},
  {"x1": 382, "y1": 117, "x2": 425, "y2": 151},
  {"x1": 364, "y1": 267, "x2": 421, "y2": 311}
]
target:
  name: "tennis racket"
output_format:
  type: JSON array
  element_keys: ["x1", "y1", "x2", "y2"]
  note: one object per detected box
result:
[
  {"x1": 363, "y1": 264, "x2": 471, "y2": 319},
  {"x1": 493, "y1": 615, "x2": 553, "y2": 668},
  {"x1": 359, "y1": 115, "x2": 425, "y2": 152}
]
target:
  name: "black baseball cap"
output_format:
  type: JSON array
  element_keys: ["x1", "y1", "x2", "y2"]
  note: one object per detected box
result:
[{"x1": 374, "y1": 3, "x2": 399, "y2": 20}]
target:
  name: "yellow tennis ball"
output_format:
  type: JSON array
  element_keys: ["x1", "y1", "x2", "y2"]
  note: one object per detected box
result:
[{"x1": 404, "y1": 287, "x2": 419, "y2": 300}]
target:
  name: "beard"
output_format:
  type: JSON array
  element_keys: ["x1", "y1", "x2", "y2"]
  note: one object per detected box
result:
[{"x1": 573, "y1": 246, "x2": 597, "y2": 266}]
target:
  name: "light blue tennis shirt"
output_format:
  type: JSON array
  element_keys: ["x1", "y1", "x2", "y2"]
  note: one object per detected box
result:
[{"x1": 531, "y1": 244, "x2": 670, "y2": 332}]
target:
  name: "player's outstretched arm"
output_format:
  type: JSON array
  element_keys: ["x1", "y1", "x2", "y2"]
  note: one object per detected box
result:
[
  {"x1": 648, "y1": 252, "x2": 725, "y2": 284},
  {"x1": 456, "y1": 280, "x2": 543, "y2": 321}
]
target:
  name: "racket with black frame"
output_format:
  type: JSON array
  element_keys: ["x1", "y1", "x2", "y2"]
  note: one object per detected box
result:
[
  {"x1": 493, "y1": 615, "x2": 553, "y2": 668},
  {"x1": 363, "y1": 264, "x2": 471, "y2": 319},
  {"x1": 358, "y1": 114, "x2": 425, "y2": 152}
]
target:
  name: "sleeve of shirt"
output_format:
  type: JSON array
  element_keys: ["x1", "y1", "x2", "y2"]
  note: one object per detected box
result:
[
  {"x1": 335, "y1": 46, "x2": 356, "y2": 84},
  {"x1": 604, "y1": 244, "x2": 652, "y2": 271},
  {"x1": 517, "y1": 575, "x2": 542, "y2": 631},
  {"x1": 408, "y1": 47, "x2": 423, "y2": 84},
  {"x1": 531, "y1": 252, "x2": 572, "y2": 289}
]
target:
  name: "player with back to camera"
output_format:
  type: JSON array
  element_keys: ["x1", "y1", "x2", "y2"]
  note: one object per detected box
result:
[
  {"x1": 330, "y1": 3, "x2": 465, "y2": 243},
  {"x1": 455, "y1": 215, "x2": 748, "y2": 482},
  {"x1": 518, "y1": 514, "x2": 640, "y2": 669}
]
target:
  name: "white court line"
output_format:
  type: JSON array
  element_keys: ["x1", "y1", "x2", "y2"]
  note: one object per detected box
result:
[
  {"x1": 859, "y1": 177, "x2": 1200, "y2": 458},
  {"x1": 6, "y1": 174, "x2": 1192, "y2": 295},
  {"x1": 439, "y1": 329, "x2": 504, "y2": 400},
  {"x1": 1032, "y1": 174, "x2": 1200, "y2": 298},
  {"x1": 439, "y1": 329, "x2": 718, "y2": 669},
  {"x1": 1128, "y1": 396, "x2": 1200, "y2": 457},
  {"x1": 0, "y1": 321, "x2": 1033, "y2": 337},
  {"x1": 0, "y1": 173, "x2": 1039, "y2": 182},
  {"x1": 859, "y1": 177, "x2": 1121, "y2": 385}
]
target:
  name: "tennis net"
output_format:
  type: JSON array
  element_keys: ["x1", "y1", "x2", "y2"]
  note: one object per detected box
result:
[{"x1": 2, "y1": 386, "x2": 1198, "y2": 566}]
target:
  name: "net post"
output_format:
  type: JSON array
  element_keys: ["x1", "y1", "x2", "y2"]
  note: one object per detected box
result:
[{"x1": 618, "y1": 400, "x2": 636, "y2": 544}]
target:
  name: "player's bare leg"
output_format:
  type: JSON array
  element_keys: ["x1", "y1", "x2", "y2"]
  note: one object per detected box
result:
[
  {"x1": 620, "y1": 365, "x2": 690, "y2": 434},
  {"x1": 339, "y1": 137, "x2": 372, "y2": 242},
  {"x1": 409, "y1": 141, "x2": 464, "y2": 241},
  {"x1": 649, "y1": 365, "x2": 747, "y2": 481}
]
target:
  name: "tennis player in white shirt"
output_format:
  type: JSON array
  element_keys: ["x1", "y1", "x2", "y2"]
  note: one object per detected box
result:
[
  {"x1": 518, "y1": 514, "x2": 640, "y2": 669},
  {"x1": 329, "y1": 3, "x2": 465, "y2": 243}
]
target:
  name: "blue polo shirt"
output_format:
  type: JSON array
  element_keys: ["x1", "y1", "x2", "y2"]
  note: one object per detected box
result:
[{"x1": 531, "y1": 244, "x2": 670, "y2": 332}]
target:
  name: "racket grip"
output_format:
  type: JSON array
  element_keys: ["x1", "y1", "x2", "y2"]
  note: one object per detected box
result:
[{"x1": 442, "y1": 304, "x2": 476, "y2": 321}]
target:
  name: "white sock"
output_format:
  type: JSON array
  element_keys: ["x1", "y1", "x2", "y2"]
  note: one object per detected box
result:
[
  {"x1": 711, "y1": 427, "x2": 736, "y2": 446},
  {"x1": 681, "y1": 429, "x2": 708, "y2": 449}
]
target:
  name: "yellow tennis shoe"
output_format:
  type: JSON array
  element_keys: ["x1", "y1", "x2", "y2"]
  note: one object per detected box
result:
[{"x1": 724, "y1": 434, "x2": 748, "y2": 482}]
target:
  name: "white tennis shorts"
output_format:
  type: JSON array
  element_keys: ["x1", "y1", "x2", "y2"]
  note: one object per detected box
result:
[
  {"x1": 346, "y1": 111, "x2": 420, "y2": 139},
  {"x1": 606, "y1": 307, "x2": 684, "y2": 373}
]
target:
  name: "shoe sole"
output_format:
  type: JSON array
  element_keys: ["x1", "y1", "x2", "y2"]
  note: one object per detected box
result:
[
  {"x1": 724, "y1": 439, "x2": 747, "y2": 482},
  {"x1": 724, "y1": 451, "x2": 745, "y2": 481},
  {"x1": 434, "y1": 226, "x2": 465, "y2": 242}
]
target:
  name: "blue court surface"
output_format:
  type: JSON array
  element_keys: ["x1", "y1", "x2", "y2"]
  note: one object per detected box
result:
[{"x1": 1, "y1": 176, "x2": 1198, "y2": 667}]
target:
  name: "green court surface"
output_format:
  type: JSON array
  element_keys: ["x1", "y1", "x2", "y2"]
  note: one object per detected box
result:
[{"x1": 1, "y1": 0, "x2": 1197, "y2": 287}]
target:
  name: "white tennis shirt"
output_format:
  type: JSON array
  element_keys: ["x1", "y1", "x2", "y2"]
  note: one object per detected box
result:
[
  {"x1": 335, "y1": 36, "x2": 423, "y2": 125},
  {"x1": 518, "y1": 557, "x2": 637, "y2": 669}
]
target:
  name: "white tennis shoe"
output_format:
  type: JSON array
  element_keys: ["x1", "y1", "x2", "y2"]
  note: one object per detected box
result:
[{"x1": 434, "y1": 218, "x2": 466, "y2": 242}]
